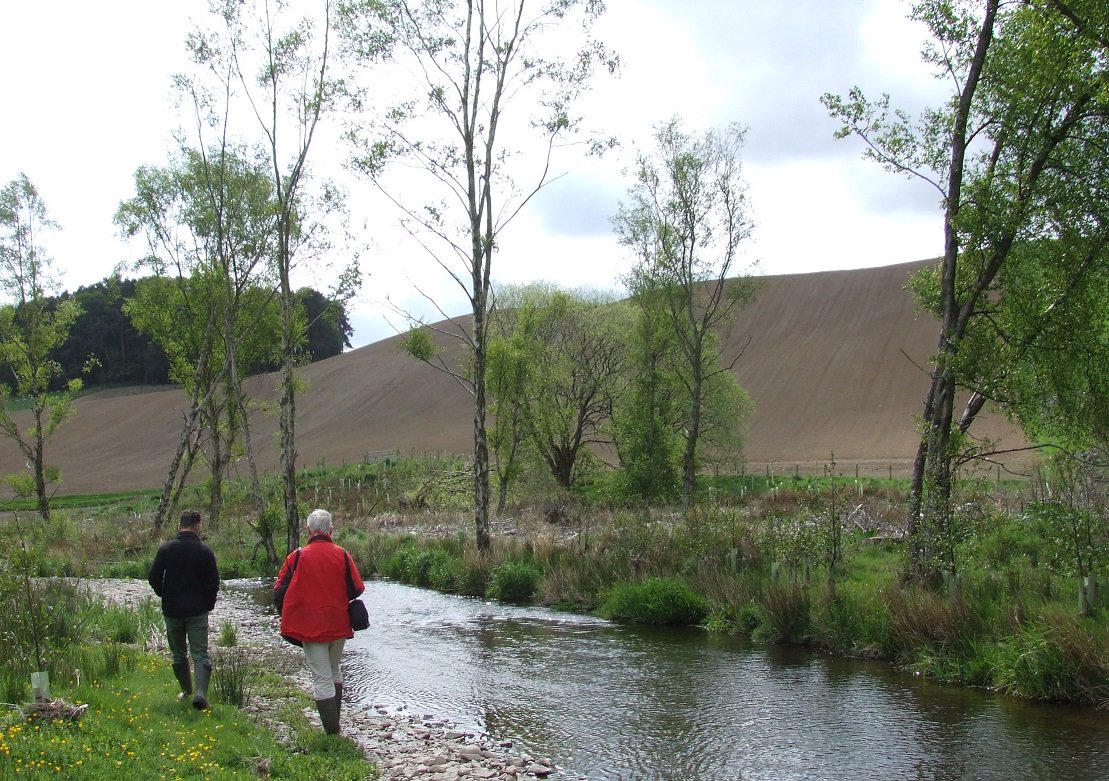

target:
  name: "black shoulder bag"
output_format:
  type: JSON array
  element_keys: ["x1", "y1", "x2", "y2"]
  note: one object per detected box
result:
[{"x1": 345, "y1": 553, "x2": 369, "y2": 631}]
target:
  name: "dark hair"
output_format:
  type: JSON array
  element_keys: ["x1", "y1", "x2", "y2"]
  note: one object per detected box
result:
[{"x1": 179, "y1": 510, "x2": 202, "y2": 528}]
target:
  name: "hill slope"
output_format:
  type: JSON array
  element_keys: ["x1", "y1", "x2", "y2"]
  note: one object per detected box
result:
[{"x1": 1, "y1": 260, "x2": 1031, "y2": 496}]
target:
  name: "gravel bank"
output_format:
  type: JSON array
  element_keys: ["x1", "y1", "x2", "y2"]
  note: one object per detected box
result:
[{"x1": 82, "y1": 578, "x2": 568, "y2": 780}]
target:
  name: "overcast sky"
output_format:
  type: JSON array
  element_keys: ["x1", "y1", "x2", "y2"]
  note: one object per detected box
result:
[{"x1": 0, "y1": 0, "x2": 947, "y2": 348}]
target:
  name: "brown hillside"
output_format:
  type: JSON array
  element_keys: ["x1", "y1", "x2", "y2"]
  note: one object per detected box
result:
[{"x1": 0, "y1": 260, "x2": 1030, "y2": 496}]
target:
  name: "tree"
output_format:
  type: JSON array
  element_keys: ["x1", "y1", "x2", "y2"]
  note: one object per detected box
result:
[
  {"x1": 117, "y1": 146, "x2": 283, "y2": 538},
  {"x1": 50, "y1": 277, "x2": 348, "y2": 386},
  {"x1": 823, "y1": 0, "x2": 1109, "y2": 582},
  {"x1": 299, "y1": 287, "x2": 353, "y2": 361},
  {"x1": 0, "y1": 175, "x2": 83, "y2": 520},
  {"x1": 344, "y1": 0, "x2": 614, "y2": 552},
  {"x1": 189, "y1": 0, "x2": 356, "y2": 555},
  {"x1": 488, "y1": 286, "x2": 629, "y2": 493},
  {"x1": 612, "y1": 119, "x2": 759, "y2": 512},
  {"x1": 610, "y1": 280, "x2": 683, "y2": 503},
  {"x1": 55, "y1": 277, "x2": 171, "y2": 387}
]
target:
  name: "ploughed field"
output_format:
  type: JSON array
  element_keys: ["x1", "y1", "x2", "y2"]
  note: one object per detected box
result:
[{"x1": 2, "y1": 260, "x2": 1031, "y2": 496}]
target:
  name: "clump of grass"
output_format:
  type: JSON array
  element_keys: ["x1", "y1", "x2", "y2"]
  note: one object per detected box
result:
[
  {"x1": 884, "y1": 585, "x2": 963, "y2": 657},
  {"x1": 96, "y1": 604, "x2": 144, "y2": 644},
  {"x1": 218, "y1": 620, "x2": 238, "y2": 647},
  {"x1": 758, "y1": 579, "x2": 812, "y2": 643},
  {"x1": 993, "y1": 608, "x2": 1109, "y2": 705},
  {"x1": 454, "y1": 547, "x2": 493, "y2": 597},
  {"x1": 811, "y1": 581, "x2": 890, "y2": 658},
  {"x1": 540, "y1": 556, "x2": 618, "y2": 612},
  {"x1": 212, "y1": 646, "x2": 255, "y2": 708},
  {"x1": 692, "y1": 570, "x2": 762, "y2": 636},
  {"x1": 486, "y1": 560, "x2": 541, "y2": 604},
  {"x1": 601, "y1": 577, "x2": 708, "y2": 625}
]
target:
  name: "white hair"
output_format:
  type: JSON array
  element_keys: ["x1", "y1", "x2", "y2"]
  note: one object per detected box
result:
[{"x1": 306, "y1": 508, "x2": 333, "y2": 534}]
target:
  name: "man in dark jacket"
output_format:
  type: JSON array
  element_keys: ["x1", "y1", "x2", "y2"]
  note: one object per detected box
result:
[{"x1": 148, "y1": 509, "x2": 220, "y2": 709}]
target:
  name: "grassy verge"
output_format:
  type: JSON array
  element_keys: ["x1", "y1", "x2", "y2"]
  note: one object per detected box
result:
[
  {"x1": 0, "y1": 567, "x2": 376, "y2": 780},
  {"x1": 0, "y1": 657, "x2": 374, "y2": 780}
]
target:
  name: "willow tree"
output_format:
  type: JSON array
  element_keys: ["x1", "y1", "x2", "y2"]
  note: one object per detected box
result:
[
  {"x1": 0, "y1": 175, "x2": 83, "y2": 521},
  {"x1": 343, "y1": 0, "x2": 615, "y2": 552},
  {"x1": 612, "y1": 119, "x2": 759, "y2": 513},
  {"x1": 488, "y1": 286, "x2": 629, "y2": 493},
  {"x1": 824, "y1": 0, "x2": 1109, "y2": 582}
]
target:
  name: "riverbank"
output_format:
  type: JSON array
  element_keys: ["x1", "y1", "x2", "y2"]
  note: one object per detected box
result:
[{"x1": 84, "y1": 578, "x2": 567, "y2": 781}]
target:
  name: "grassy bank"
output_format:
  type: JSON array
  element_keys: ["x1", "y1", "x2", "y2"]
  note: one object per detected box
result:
[
  {"x1": 342, "y1": 520, "x2": 1108, "y2": 707},
  {"x1": 1, "y1": 659, "x2": 371, "y2": 780},
  {"x1": 0, "y1": 578, "x2": 375, "y2": 780}
]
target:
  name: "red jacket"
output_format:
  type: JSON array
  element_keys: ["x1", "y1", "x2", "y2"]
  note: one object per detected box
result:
[{"x1": 276, "y1": 533, "x2": 365, "y2": 644}]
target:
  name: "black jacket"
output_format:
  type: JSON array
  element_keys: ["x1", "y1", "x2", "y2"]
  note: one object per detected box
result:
[{"x1": 148, "y1": 531, "x2": 220, "y2": 618}]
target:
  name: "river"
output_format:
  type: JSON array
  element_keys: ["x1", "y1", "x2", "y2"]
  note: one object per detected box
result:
[{"x1": 337, "y1": 581, "x2": 1108, "y2": 780}]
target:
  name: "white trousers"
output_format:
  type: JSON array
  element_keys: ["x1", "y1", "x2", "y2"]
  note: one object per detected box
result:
[{"x1": 303, "y1": 639, "x2": 346, "y2": 700}]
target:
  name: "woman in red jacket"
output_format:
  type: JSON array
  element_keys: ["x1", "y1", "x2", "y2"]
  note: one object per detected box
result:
[{"x1": 274, "y1": 508, "x2": 365, "y2": 734}]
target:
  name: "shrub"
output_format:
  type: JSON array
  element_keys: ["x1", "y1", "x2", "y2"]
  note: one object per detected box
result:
[
  {"x1": 97, "y1": 559, "x2": 149, "y2": 579},
  {"x1": 487, "y1": 561, "x2": 541, "y2": 604},
  {"x1": 381, "y1": 547, "x2": 456, "y2": 588},
  {"x1": 600, "y1": 577, "x2": 708, "y2": 625}
]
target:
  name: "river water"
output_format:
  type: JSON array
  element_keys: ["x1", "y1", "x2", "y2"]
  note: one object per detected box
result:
[{"x1": 338, "y1": 581, "x2": 1108, "y2": 781}]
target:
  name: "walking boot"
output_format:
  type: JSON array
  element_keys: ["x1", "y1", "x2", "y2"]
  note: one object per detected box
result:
[
  {"x1": 171, "y1": 662, "x2": 192, "y2": 701},
  {"x1": 192, "y1": 661, "x2": 212, "y2": 710},
  {"x1": 315, "y1": 696, "x2": 341, "y2": 735},
  {"x1": 334, "y1": 682, "x2": 343, "y2": 716}
]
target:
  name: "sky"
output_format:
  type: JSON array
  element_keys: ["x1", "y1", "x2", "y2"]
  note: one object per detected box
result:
[{"x1": 0, "y1": 0, "x2": 948, "y2": 349}]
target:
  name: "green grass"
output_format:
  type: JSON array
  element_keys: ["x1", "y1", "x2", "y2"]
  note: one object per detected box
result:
[
  {"x1": 0, "y1": 656, "x2": 376, "y2": 780},
  {"x1": 0, "y1": 489, "x2": 161, "y2": 514},
  {"x1": 601, "y1": 577, "x2": 708, "y2": 625}
]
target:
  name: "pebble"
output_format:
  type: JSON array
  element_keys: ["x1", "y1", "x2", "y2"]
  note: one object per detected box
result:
[{"x1": 80, "y1": 578, "x2": 567, "y2": 780}]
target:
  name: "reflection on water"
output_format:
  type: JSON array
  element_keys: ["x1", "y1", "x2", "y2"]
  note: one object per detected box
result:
[{"x1": 331, "y1": 582, "x2": 1109, "y2": 781}]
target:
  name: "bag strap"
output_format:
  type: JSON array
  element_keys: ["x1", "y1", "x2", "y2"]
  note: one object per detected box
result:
[
  {"x1": 343, "y1": 551, "x2": 359, "y2": 601},
  {"x1": 278, "y1": 548, "x2": 301, "y2": 587},
  {"x1": 273, "y1": 547, "x2": 302, "y2": 615}
]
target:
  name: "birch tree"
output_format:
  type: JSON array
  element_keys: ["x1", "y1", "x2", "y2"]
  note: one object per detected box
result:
[
  {"x1": 0, "y1": 175, "x2": 83, "y2": 521},
  {"x1": 193, "y1": 0, "x2": 355, "y2": 554},
  {"x1": 343, "y1": 0, "x2": 614, "y2": 551}
]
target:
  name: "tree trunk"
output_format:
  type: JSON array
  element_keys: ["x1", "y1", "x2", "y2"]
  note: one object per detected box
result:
[
  {"x1": 237, "y1": 391, "x2": 277, "y2": 565},
  {"x1": 279, "y1": 264, "x2": 300, "y2": 557},
  {"x1": 472, "y1": 298, "x2": 491, "y2": 553},
  {"x1": 32, "y1": 406, "x2": 49, "y2": 522},
  {"x1": 206, "y1": 395, "x2": 225, "y2": 530},
  {"x1": 906, "y1": 0, "x2": 998, "y2": 582},
  {"x1": 153, "y1": 399, "x2": 205, "y2": 531},
  {"x1": 681, "y1": 372, "x2": 704, "y2": 515}
]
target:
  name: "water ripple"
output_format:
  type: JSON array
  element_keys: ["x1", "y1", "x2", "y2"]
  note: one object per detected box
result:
[{"x1": 338, "y1": 581, "x2": 1109, "y2": 781}]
